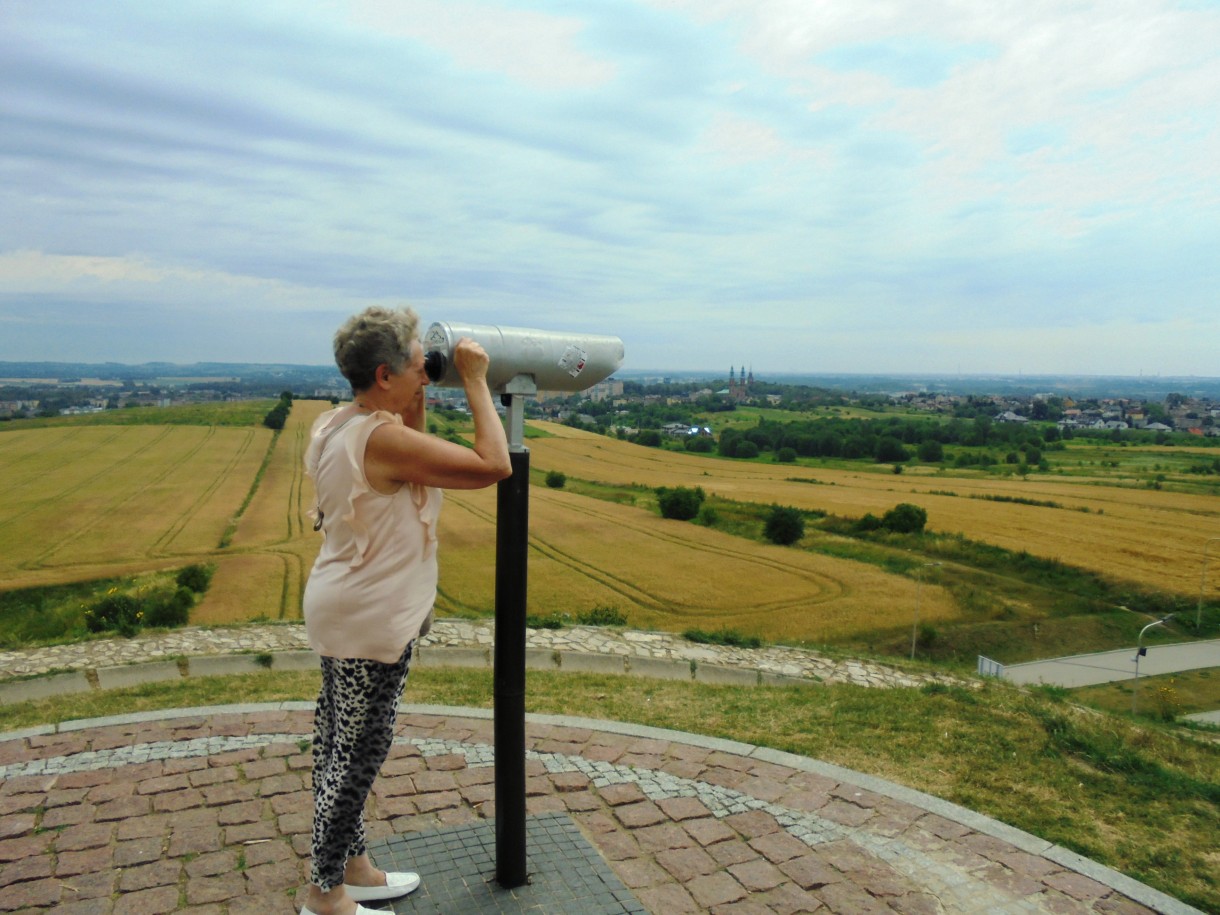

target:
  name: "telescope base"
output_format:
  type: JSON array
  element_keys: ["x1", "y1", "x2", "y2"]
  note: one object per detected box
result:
[{"x1": 366, "y1": 811, "x2": 645, "y2": 914}]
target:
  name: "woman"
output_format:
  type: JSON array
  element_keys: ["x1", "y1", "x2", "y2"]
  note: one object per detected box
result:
[{"x1": 299, "y1": 306, "x2": 510, "y2": 915}]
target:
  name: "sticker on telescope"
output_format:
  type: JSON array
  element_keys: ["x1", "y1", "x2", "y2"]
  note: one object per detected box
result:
[{"x1": 558, "y1": 345, "x2": 588, "y2": 378}]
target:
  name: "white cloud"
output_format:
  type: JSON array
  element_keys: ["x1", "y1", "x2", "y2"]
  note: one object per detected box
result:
[{"x1": 348, "y1": 0, "x2": 617, "y2": 89}]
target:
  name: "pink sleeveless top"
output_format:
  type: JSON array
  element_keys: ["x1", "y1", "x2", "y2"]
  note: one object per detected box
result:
[{"x1": 302, "y1": 407, "x2": 442, "y2": 663}]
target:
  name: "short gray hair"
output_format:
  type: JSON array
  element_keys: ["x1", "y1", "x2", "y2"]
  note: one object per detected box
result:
[{"x1": 333, "y1": 306, "x2": 420, "y2": 392}]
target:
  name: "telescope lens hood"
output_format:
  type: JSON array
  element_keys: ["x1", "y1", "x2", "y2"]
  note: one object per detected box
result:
[{"x1": 423, "y1": 349, "x2": 447, "y2": 383}]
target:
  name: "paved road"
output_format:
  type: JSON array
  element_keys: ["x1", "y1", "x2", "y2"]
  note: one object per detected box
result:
[{"x1": 1001, "y1": 639, "x2": 1220, "y2": 688}]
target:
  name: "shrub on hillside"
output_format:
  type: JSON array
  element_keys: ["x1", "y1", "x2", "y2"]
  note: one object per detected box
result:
[
  {"x1": 734, "y1": 440, "x2": 760, "y2": 459},
  {"x1": 657, "y1": 486, "x2": 706, "y2": 521},
  {"x1": 763, "y1": 505, "x2": 805, "y2": 545},
  {"x1": 881, "y1": 503, "x2": 928, "y2": 534},
  {"x1": 545, "y1": 470, "x2": 566, "y2": 489},
  {"x1": 144, "y1": 587, "x2": 194, "y2": 628},
  {"x1": 776, "y1": 447, "x2": 797, "y2": 463},
  {"x1": 85, "y1": 594, "x2": 142, "y2": 637},
  {"x1": 176, "y1": 563, "x2": 214, "y2": 593}
]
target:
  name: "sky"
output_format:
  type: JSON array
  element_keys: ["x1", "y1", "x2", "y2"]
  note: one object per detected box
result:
[{"x1": 1, "y1": 0, "x2": 1218, "y2": 376}]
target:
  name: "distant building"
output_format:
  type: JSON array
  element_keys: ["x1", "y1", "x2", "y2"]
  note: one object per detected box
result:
[{"x1": 728, "y1": 365, "x2": 754, "y2": 403}]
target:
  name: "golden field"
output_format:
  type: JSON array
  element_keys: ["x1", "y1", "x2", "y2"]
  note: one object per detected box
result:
[
  {"x1": 3, "y1": 407, "x2": 1216, "y2": 642},
  {"x1": 525, "y1": 423, "x2": 1220, "y2": 597}
]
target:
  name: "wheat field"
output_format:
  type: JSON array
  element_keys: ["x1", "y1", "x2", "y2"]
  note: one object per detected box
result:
[
  {"x1": 5, "y1": 408, "x2": 1215, "y2": 639},
  {"x1": 526, "y1": 423, "x2": 1220, "y2": 596}
]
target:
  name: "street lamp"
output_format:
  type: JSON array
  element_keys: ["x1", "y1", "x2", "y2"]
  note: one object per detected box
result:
[
  {"x1": 911, "y1": 562, "x2": 941, "y2": 660},
  {"x1": 1131, "y1": 614, "x2": 1173, "y2": 716},
  {"x1": 1197, "y1": 537, "x2": 1220, "y2": 631}
]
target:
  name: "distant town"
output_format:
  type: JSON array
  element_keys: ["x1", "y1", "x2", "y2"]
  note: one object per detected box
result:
[{"x1": 2, "y1": 361, "x2": 1219, "y2": 440}]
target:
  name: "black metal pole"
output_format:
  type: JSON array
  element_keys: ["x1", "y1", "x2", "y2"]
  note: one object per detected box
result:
[{"x1": 494, "y1": 442, "x2": 530, "y2": 887}]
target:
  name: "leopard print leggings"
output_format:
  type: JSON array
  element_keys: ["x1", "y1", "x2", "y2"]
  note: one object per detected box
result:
[{"x1": 310, "y1": 642, "x2": 414, "y2": 890}]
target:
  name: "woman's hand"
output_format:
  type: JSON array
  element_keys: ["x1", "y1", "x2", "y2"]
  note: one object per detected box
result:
[{"x1": 453, "y1": 338, "x2": 490, "y2": 385}]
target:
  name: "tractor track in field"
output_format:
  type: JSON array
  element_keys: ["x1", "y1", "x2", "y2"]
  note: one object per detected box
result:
[{"x1": 26, "y1": 427, "x2": 217, "y2": 570}]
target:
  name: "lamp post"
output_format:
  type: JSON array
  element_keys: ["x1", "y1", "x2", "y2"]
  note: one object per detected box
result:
[
  {"x1": 911, "y1": 562, "x2": 941, "y2": 660},
  {"x1": 1197, "y1": 537, "x2": 1220, "y2": 631},
  {"x1": 1131, "y1": 615, "x2": 1173, "y2": 716}
]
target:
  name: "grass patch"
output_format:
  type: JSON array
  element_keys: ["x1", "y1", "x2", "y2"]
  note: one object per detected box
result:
[
  {"x1": 1, "y1": 400, "x2": 275, "y2": 429},
  {"x1": 1071, "y1": 669, "x2": 1220, "y2": 719},
  {"x1": 0, "y1": 569, "x2": 206, "y2": 648},
  {"x1": 0, "y1": 668, "x2": 1215, "y2": 910},
  {"x1": 682, "y1": 628, "x2": 765, "y2": 649}
]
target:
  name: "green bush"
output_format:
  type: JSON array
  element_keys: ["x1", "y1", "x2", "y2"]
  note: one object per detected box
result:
[
  {"x1": 734, "y1": 440, "x2": 760, "y2": 459},
  {"x1": 84, "y1": 594, "x2": 142, "y2": 637},
  {"x1": 881, "y1": 502, "x2": 928, "y2": 534},
  {"x1": 695, "y1": 505, "x2": 719, "y2": 527},
  {"x1": 144, "y1": 587, "x2": 194, "y2": 628},
  {"x1": 763, "y1": 505, "x2": 805, "y2": 545},
  {"x1": 576, "y1": 605, "x2": 627, "y2": 626},
  {"x1": 855, "y1": 512, "x2": 882, "y2": 532},
  {"x1": 545, "y1": 470, "x2": 566, "y2": 489},
  {"x1": 684, "y1": 436, "x2": 714, "y2": 453},
  {"x1": 776, "y1": 447, "x2": 797, "y2": 463},
  {"x1": 176, "y1": 563, "x2": 214, "y2": 593},
  {"x1": 657, "y1": 486, "x2": 706, "y2": 521}
]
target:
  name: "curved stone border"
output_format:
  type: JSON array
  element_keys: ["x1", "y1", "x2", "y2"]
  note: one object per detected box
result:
[
  {"x1": 0, "y1": 703, "x2": 1203, "y2": 915},
  {"x1": 0, "y1": 620, "x2": 966, "y2": 706}
]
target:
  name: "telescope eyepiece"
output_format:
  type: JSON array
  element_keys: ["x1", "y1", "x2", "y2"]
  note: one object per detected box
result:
[{"x1": 423, "y1": 349, "x2": 447, "y2": 383}]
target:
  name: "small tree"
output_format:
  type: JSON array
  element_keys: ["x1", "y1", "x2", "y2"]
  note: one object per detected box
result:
[
  {"x1": 735, "y1": 440, "x2": 760, "y2": 459},
  {"x1": 763, "y1": 505, "x2": 805, "y2": 545},
  {"x1": 881, "y1": 503, "x2": 927, "y2": 534},
  {"x1": 657, "y1": 486, "x2": 705, "y2": 520},
  {"x1": 545, "y1": 470, "x2": 566, "y2": 489},
  {"x1": 776, "y1": 446, "x2": 797, "y2": 463}
]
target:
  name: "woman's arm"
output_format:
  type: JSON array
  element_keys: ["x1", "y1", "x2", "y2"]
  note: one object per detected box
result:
[{"x1": 367, "y1": 339, "x2": 511, "y2": 490}]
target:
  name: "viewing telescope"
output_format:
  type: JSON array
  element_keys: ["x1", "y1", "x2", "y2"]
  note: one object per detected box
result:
[{"x1": 422, "y1": 322, "x2": 624, "y2": 394}]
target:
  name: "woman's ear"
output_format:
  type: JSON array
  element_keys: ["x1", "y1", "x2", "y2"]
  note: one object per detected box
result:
[{"x1": 375, "y1": 363, "x2": 393, "y2": 389}]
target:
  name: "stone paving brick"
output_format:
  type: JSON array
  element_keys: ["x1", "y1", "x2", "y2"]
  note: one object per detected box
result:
[
  {"x1": 634, "y1": 821, "x2": 696, "y2": 853},
  {"x1": 750, "y1": 829, "x2": 815, "y2": 864},
  {"x1": 687, "y1": 871, "x2": 748, "y2": 908},
  {"x1": 189, "y1": 765, "x2": 239, "y2": 787},
  {"x1": 0, "y1": 854, "x2": 53, "y2": 884},
  {"x1": 40, "y1": 801, "x2": 95, "y2": 828},
  {"x1": 655, "y1": 845, "x2": 719, "y2": 881},
  {"x1": 728, "y1": 857, "x2": 787, "y2": 892},
  {"x1": 600, "y1": 781, "x2": 647, "y2": 807},
  {"x1": 169, "y1": 825, "x2": 224, "y2": 857},
  {"x1": 815, "y1": 879, "x2": 893, "y2": 914},
  {"x1": 724, "y1": 809, "x2": 782, "y2": 838},
  {"x1": 1044, "y1": 869, "x2": 1110, "y2": 901},
  {"x1": 55, "y1": 899, "x2": 116, "y2": 915},
  {"x1": 95, "y1": 794, "x2": 152, "y2": 821},
  {"x1": 0, "y1": 876, "x2": 61, "y2": 909},
  {"x1": 637, "y1": 881, "x2": 703, "y2": 914},
  {"x1": 55, "y1": 844, "x2": 113, "y2": 883},
  {"x1": 615, "y1": 799, "x2": 668, "y2": 829},
  {"x1": 684, "y1": 816, "x2": 736, "y2": 847},
  {"x1": 612, "y1": 856, "x2": 670, "y2": 889},
  {"x1": 112, "y1": 885, "x2": 180, "y2": 914},
  {"x1": 184, "y1": 849, "x2": 238, "y2": 878},
  {"x1": 58, "y1": 868, "x2": 116, "y2": 901},
  {"x1": 0, "y1": 813, "x2": 34, "y2": 840},
  {"x1": 113, "y1": 836, "x2": 164, "y2": 867},
  {"x1": 707, "y1": 838, "x2": 759, "y2": 868},
  {"x1": 118, "y1": 859, "x2": 181, "y2": 892},
  {"x1": 818, "y1": 797, "x2": 876, "y2": 827},
  {"x1": 778, "y1": 854, "x2": 842, "y2": 890},
  {"x1": 55, "y1": 822, "x2": 114, "y2": 852},
  {"x1": 185, "y1": 872, "x2": 246, "y2": 905},
  {"x1": 759, "y1": 881, "x2": 828, "y2": 914}
]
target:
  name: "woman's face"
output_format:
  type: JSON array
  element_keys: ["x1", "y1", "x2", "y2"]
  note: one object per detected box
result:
[{"x1": 387, "y1": 341, "x2": 428, "y2": 411}]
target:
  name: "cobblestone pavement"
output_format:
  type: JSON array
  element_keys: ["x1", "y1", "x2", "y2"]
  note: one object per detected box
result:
[
  {"x1": 0, "y1": 620, "x2": 962, "y2": 691},
  {"x1": 0, "y1": 704, "x2": 1200, "y2": 915}
]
